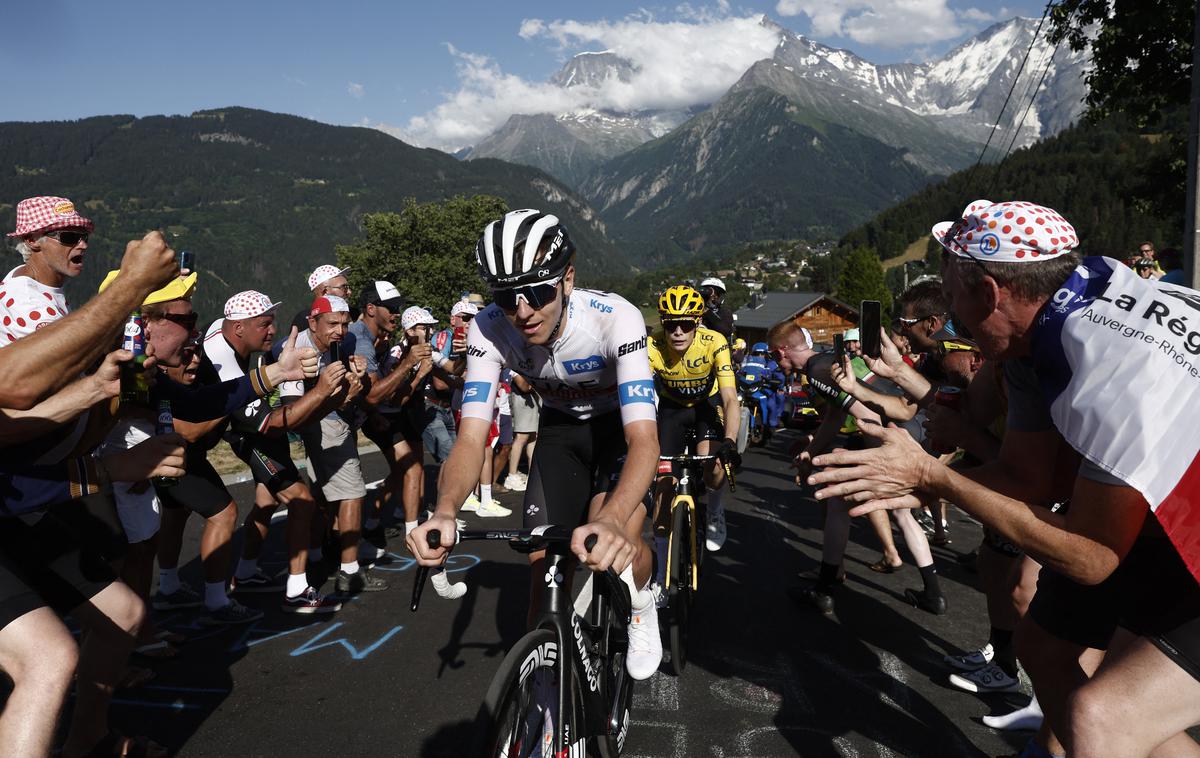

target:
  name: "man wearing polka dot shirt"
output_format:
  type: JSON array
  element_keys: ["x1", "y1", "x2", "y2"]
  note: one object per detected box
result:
[{"x1": 2, "y1": 196, "x2": 92, "y2": 344}]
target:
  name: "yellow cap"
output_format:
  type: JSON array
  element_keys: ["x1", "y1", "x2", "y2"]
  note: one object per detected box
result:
[{"x1": 99, "y1": 270, "x2": 197, "y2": 306}]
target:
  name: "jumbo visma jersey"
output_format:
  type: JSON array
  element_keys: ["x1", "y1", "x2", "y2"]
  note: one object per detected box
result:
[{"x1": 648, "y1": 327, "x2": 735, "y2": 407}]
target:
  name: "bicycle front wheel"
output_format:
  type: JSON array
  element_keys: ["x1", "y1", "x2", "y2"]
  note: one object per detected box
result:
[
  {"x1": 475, "y1": 628, "x2": 573, "y2": 757},
  {"x1": 667, "y1": 498, "x2": 693, "y2": 675}
]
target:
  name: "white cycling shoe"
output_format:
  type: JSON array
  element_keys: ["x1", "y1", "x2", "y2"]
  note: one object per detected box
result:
[
  {"x1": 706, "y1": 504, "x2": 727, "y2": 552},
  {"x1": 626, "y1": 588, "x2": 663, "y2": 680}
]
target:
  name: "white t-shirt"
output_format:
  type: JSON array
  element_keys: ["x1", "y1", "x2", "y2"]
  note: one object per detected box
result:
[{"x1": 0, "y1": 266, "x2": 70, "y2": 346}]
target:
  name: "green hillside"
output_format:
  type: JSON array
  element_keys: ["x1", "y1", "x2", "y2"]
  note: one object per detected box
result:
[
  {"x1": 0, "y1": 107, "x2": 623, "y2": 318},
  {"x1": 837, "y1": 114, "x2": 1185, "y2": 266}
]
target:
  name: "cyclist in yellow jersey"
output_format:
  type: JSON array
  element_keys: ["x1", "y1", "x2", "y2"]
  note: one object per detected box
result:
[{"x1": 648, "y1": 286, "x2": 741, "y2": 575}]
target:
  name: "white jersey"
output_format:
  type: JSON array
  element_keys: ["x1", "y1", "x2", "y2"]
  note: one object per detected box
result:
[
  {"x1": 0, "y1": 266, "x2": 70, "y2": 346},
  {"x1": 460, "y1": 288, "x2": 656, "y2": 425}
]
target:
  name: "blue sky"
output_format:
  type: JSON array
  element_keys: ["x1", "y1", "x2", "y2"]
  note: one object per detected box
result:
[{"x1": 0, "y1": 0, "x2": 1043, "y2": 149}]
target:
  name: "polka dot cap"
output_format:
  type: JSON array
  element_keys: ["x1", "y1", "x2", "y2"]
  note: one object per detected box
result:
[
  {"x1": 933, "y1": 200, "x2": 1078, "y2": 262},
  {"x1": 223, "y1": 290, "x2": 280, "y2": 320}
]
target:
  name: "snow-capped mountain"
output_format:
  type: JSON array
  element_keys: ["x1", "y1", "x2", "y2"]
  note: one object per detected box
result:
[{"x1": 466, "y1": 16, "x2": 1087, "y2": 187}]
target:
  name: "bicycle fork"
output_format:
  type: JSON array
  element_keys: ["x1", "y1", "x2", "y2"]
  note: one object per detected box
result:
[{"x1": 666, "y1": 470, "x2": 701, "y2": 593}]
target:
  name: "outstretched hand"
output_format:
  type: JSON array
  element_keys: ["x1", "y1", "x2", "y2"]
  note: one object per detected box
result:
[
  {"x1": 275, "y1": 326, "x2": 320, "y2": 381},
  {"x1": 807, "y1": 420, "x2": 934, "y2": 510}
]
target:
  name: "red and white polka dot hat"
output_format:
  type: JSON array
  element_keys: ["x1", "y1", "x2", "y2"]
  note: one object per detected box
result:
[
  {"x1": 224, "y1": 290, "x2": 280, "y2": 320},
  {"x1": 7, "y1": 196, "x2": 94, "y2": 237},
  {"x1": 933, "y1": 200, "x2": 1078, "y2": 262}
]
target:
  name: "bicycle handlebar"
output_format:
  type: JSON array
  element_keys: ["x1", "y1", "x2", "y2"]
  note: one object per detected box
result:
[
  {"x1": 410, "y1": 527, "x2": 602, "y2": 612},
  {"x1": 657, "y1": 454, "x2": 737, "y2": 493}
]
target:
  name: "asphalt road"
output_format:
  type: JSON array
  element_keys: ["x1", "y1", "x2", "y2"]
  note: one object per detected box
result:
[{"x1": 108, "y1": 429, "x2": 1037, "y2": 757}]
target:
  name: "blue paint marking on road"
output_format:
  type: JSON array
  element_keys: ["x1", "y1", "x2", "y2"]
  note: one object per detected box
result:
[
  {"x1": 371, "y1": 552, "x2": 480, "y2": 574},
  {"x1": 230, "y1": 621, "x2": 316, "y2": 653},
  {"x1": 288, "y1": 622, "x2": 404, "y2": 660},
  {"x1": 111, "y1": 698, "x2": 207, "y2": 712},
  {"x1": 142, "y1": 685, "x2": 231, "y2": 694}
]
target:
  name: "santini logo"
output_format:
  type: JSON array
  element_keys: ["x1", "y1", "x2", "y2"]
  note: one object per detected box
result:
[
  {"x1": 564, "y1": 355, "x2": 607, "y2": 375},
  {"x1": 618, "y1": 336, "x2": 648, "y2": 356}
]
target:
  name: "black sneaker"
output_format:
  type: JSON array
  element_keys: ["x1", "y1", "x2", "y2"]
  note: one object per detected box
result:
[
  {"x1": 788, "y1": 582, "x2": 837, "y2": 614},
  {"x1": 904, "y1": 587, "x2": 948, "y2": 615},
  {"x1": 231, "y1": 570, "x2": 283, "y2": 594},
  {"x1": 335, "y1": 568, "x2": 390, "y2": 595}
]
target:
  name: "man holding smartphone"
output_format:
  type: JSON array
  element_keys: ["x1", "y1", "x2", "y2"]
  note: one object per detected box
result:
[{"x1": 279, "y1": 295, "x2": 381, "y2": 595}]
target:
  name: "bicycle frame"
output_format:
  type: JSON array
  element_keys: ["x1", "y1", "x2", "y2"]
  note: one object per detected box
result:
[{"x1": 411, "y1": 526, "x2": 632, "y2": 754}]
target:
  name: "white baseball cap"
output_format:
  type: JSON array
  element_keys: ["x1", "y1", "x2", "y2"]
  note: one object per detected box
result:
[
  {"x1": 310, "y1": 295, "x2": 350, "y2": 316},
  {"x1": 307, "y1": 264, "x2": 351, "y2": 291},
  {"x1": 401, "y1": 306, "x2": 438, "y2": 330},
  {"x1": 451, "y1": 300, "x2": 479, "y2": 318},
  {"x1": 224, "y1": 290, "x2": 280, "y2": 320},
  {"x1": 363, "y1": 281, "x2": 406, "y2": 311}
]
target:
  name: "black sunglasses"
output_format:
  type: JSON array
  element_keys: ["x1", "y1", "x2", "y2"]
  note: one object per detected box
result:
[
  {"x1": 44, "y1": 230, "x2": 89, "y2": 247},
  {"x1": 662, "y1": 319, "x2": 698, "y2": 333},
  {"x1": 161, "y1": 312, "x2": 199, "y2": 331},
  {"x1": 700, "y1": 287, "x2": 721, "y2": 297},
  {"x1": 493, "y1": 280, "x2": 560, "y2": 313}
]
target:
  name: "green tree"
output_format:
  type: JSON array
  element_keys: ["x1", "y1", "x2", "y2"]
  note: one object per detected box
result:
[
  {"x1": 336, "y1": 195, "x2": 508, "y2": 318},
  {"x1": 1049, "y1": 0, "x2": 1194, "y2": 126},
  {"x1": 836, "y1": 246, "x2": 892, "y2": 313}
]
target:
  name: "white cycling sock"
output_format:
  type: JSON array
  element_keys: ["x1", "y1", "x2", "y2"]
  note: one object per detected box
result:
[
  {"x1": 205, "y1": 581, "x2": 230, "y2": 611},
  {"x1": 158, "y1": 568, "x2": 181, "y2": 596},
  {"x1": 341, "y1": 560, "x2": 360, "y2": 575},
  {"x1": 622, "y1": 565, "x2": 652, "y2": 610},
  {"x1": 480, "y1": 484, "x2": 493, "y2": 504},
  {"x1": 982, "y1": 695, "x2": 1044, "y2": 731},
  {"x1": 406, "y1": 520, "x2": 419, "y2": 536},
  {"x1": 235, "y1": 557, "x2": 259, "y2": 581},
  {"x1": 286, "y1": 573, "x2": 309, "y2": 598}
]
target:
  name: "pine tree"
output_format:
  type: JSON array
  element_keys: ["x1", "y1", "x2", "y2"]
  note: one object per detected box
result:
[{"x1": 836, "y1": 246, "x2": 892, "y2": 313}]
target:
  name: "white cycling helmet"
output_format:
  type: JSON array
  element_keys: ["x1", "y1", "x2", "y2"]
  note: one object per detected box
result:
[
  {"x1": 699, "y1": 277, "x2": 726, "y2": 293},
  {"x1": 476, "y1": 209, "x2": 576, "y2": 288}
]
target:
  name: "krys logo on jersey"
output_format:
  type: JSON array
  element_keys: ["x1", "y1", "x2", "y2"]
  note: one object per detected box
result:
[{"x1": 563, "y1": 355, "x2": 607, "y2": 375}]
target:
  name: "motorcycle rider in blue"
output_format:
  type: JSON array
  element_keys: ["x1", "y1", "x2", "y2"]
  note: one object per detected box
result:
[{"x1": 743, "y1": 343, "x2": 786, "y2": 427}]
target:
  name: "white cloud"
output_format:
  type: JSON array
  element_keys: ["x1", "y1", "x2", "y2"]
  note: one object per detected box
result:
[
  {"x1": 348, "y1": 82, "x2": 365, "y2": 99},
  {"x1": 774, "y1": 0, "x2": 993, "y2": 47},
  {"x1": 400, "y1": 11, "x2": 780, "y2": 150}
]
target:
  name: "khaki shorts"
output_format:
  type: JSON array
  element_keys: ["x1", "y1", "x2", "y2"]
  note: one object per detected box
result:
[
  {"x1": 300, "y1": 414, "x2": 366, "y2": 502},
  {"x1": 510, "y1": 392, "x2": 540, "y2": 434}
]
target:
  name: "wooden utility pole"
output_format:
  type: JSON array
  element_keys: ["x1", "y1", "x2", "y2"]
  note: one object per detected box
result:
[{"x1": 1185, "y1": 0, "x2": 1200, "y2": 288}]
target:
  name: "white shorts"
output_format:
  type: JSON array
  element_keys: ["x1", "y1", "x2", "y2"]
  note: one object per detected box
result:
[
  {"x1": 100, "y1": 419, "x2": 162, "y2": 544},
  {"x1": 510, "y1": 392, "x2": 540, "y2": 434}
]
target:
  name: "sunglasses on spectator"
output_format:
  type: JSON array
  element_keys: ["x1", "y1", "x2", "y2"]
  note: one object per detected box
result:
[
  {"x1": 44, "y1": 230, "x2": 89, "y2": 247},
  {"x1": 662, "y1": 319, "x2": 698, "y2": 334},
  {"x1": 897, "y1": 314, "x2": 938, "y2": 326},
  {"x1": 493, "y1": 278, "x2": 561, "y2": 313},
  {"x1": 161, "y1": 312, "x2": 199, "y2": 331}
]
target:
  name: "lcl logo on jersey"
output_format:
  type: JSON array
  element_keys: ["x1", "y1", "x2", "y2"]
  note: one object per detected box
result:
[{"x1": 564, "y1": 355, "x2": 607, "y2": 375}]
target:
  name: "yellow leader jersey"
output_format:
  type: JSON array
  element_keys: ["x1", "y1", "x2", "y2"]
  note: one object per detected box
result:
[{"x1": 647, "y1": 327, "x2": 736, "y2": 407}]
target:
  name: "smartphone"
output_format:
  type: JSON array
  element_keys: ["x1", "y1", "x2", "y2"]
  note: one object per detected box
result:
[
  {"x1": 860, "y1": 300, "x2": 881, "y2": 358},
  {"x1": 833, "y1": 334, "x2": 845, "y2": 365},
  {"x1": 179, "y1": 250, "x2": 195, "y2": 274},
  {"x1": 329, "y1": 340, "x2": 346, "y2": 369}
]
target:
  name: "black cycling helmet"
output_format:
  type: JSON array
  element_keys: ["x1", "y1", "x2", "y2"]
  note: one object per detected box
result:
[{"x1": 476, "y1": 209, "x2": 576, "y2": 288}]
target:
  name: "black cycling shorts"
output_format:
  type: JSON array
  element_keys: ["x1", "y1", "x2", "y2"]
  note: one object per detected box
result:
[
  {"x1": 226, "y1": 433, "x2": 303, "y2": 493},
  {"x1": 157, "y1": 457, "x2": 232, "y2": 519},
  {"x1": 522, "y1": 408, "x2": 650, "y2": 529},
  {"x1": 0, "y1": 496, "x2": 119, "y2": 630},
  {"x1": 1029, "y1": 527, "x2": 1200, "y2": 680},
  {"x1": 657, "y1": 395, "x2": 723, "y2": 457}
]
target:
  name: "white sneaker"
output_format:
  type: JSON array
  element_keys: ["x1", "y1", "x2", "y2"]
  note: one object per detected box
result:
[
  {"x1": 461, "y1": 493, "x2": 481, "y2": 512},
  {"x1": 943, "y1": 643, "x2": 994, "y2": 672},
  {"x1": 626, "y1": 589, "x2": 663, "y2": 680},
  {"x1": 503, "y1": 473, "x2": 527, "y2": 492},
  {"x1": 476, "y1": 498, "x2": 513, "y2": 518},
  {"x1": 705, "y1": 504, "x2": 727, "y2": 552},
  {"x1": 430, "y1": 568, "x2": 467, "y2": 599},
  {"x1": 948, "y1": 663, "x2": 1021, "y2": 693}
]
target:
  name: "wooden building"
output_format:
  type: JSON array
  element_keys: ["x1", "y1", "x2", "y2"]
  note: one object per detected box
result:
[{"x1": 733, "y1": 291, "x2": 858, "y2": 347}]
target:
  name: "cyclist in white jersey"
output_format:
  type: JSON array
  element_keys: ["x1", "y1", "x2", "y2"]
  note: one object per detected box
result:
[{"x1": 408, "y1": 209, "x2": 663, "y2": 679}]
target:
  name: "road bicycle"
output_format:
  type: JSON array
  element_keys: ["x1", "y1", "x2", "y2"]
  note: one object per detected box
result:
[
  {"x1": 412, "y1": 525, "x2": 635, "y2": 757},
  {"x1": 656, "y1": 449, "x2": 735, "y2": 675}
]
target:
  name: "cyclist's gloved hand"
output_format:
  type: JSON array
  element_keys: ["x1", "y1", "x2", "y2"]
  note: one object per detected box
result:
[{"x1": 717, "y1": 437, "x2": 741, "y2": 470}]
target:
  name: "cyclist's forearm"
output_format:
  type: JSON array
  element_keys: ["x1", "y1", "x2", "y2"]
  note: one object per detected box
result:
[
  {"x1": 720, "y1": 390, "x2": 740, "y2": 440},
  {"x1": 434, "y1": 421, "x2": 489, "y2": 516}
]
